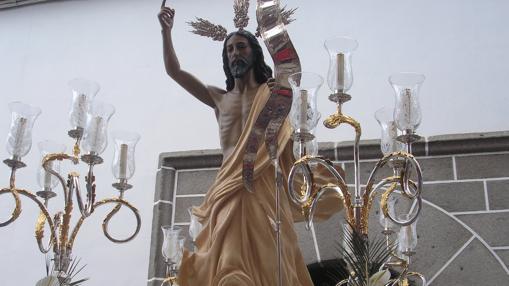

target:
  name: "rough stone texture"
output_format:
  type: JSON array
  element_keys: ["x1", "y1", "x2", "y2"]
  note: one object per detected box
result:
[
  {"x1": 487, "y1": 180, "x2": 509, "y2": 210},
  {"x1": 337, "y1": 139, "x2": 384, "y2": 161},
  {"x1": 455, "y1": 153, "x2": 509, "y2": 180},
  {"x1": 417, "y1": 157, "x2": 455, "y2": 181},
  {"x1": 344, "y1": 160, "x2": 393, "y2": 185},
  {"x1": 456, "y1": 212, "x2": 509, "y2": 247},
  {"x1": 428, "y1": 131, "x2": 509, "y2": 156},
  {"x1": 148, "y1": 202, "x2": 173, "y2": 280},
  {"x1": 495, "y1": 250, "x2": 509, "y2": 269},
  {"x1": 422, "y1": 181, "x2": 485, "y2": 212},
  {"x1": 317, "y1": 142, "x2": 336, "y2": 161},
  {"x1": 154, "y1": 168, "x2": 176, "y2": 202},
  {"x1": 159, "y1": 149, "x2": 223, "y2": 169},
  {"x1": 294, "y1": 222, "x2": 318, "y2": 264},
  {"x1": 410, "y1": 203, "x2": 472, "y2": 279},
  {"x1": 313, "y1": 211, "x2": 345, "y2": 261},
  {"x1": 174, "y1": 196, "x2": 206, "y2": 224},
  {"x1": 176, "y1": 169, "x2": 218, "y2": 195},
  {"x1": 431, "y1": 239, "x2": 509, "y2": 286}
]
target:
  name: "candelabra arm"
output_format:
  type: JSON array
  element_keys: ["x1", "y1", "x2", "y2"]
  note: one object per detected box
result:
[
  {"x1": 67, "y1": 197, "x2": 141, "y2": 248},
  {"x1": 288, "y1": 156, "x2": 352, "y2": 228},
  {"x1": 58, "y1": 174, "x2": 76, "y2": 259},
  {"x1": 9, "y1": 167, "x2": 16, "y2": 189},
  {"x1": 73, "y1": 165, "x2": 96, "y2": 218},
  {"x1": 0, "y1": 187, "x2": 22, "y2": 227},
  {"x1": 400, "y1": 158, "x2": 423, "y2": 199},
  {"x1": 287, "y1": 160, "x2": 313, "y2": 205},
  {"x1": 308, "y1": 183, "x2": 354, "y2": 229},
  {"x1": 42, "y1": 153, "x2": 79, "y2": 203},
  {"x1": 0, "y1": 188, "x2": 58, "y2": 253},
  {"x1": 323, "y1": 109, "x2": 362, "y2": 230},
  {"x1": 362, "y1": 151, "x2": 423, "y2": 229}
]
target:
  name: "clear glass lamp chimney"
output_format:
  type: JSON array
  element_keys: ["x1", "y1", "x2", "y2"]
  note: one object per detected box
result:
[
  {"x1": 37, "y1": 140, "x2": 66, "y2": 190},
  {"x1": 389, "y1": 72, "x2": 425, "y2": 133},
  {"x1": 5, "y1": 101, "x2": 42, "y2": 159},
  {"x1": 324, "y1": 37, "x2": 358, "y2": 93},
  {"x1": 161, "y1": 225, "x2": 186, "y2": 270},
  {"x1": 81, "y1": 101, "x2": 115, "y2": 155},
  {"x1": 375, "y1": 107, "x2": 405, "y2": 155},
  {"x1": 288, "y1": 72, "x2": 322, "y2": 160},
  {"x1": 397, "y1": 214, "x2": 419, "y2": 256},
  {"x1": 111, "y1": 131, "x2": 140, "y2": 180},
  {"x1": 288, "y1": 72, "x2": 323, "y2": 133},
  {"x1": 68, "y1": 78, "x2": 100, "y2": 130}
]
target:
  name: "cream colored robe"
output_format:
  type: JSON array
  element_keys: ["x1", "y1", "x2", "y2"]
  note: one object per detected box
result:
[{"x1": 179, "y1": 84, "x2": 340, "y2": 286}]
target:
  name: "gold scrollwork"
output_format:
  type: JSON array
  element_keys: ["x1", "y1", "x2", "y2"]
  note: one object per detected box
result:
[
  {"x1": 0, "y1": 188, "x2": 22, "y2": 227},
  {"x1": 68, "y1": 198, "x2": 141, "y2": 248},
  {"x1": 323, "y1": 112, "x2": 362, "y2": 139},
  {"x1": 380, "y1": 182, "x2": 398, "y2": 220}
]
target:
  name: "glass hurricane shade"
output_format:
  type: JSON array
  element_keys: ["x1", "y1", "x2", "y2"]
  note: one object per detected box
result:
[
  {"x1": 397, "y1": 214, "x2": 418, "y2": 253},
  {"x1": 161, "y1": 225, "x2": 186, "y2": 267},
  {"x1": 37, "y1": 140, "x2": 66, "y2": 190},
  {"x1": 5, "y1": 102, "x2": 41, "y2": 159},
  {"x1": 288, "y1": 72, "x2": 323, "y2": 133},
  {"x1": 378, "y1": 194, "x2": 398, "y2": 232},
  {"x1": 375, "y1": 107, "x2": 405, "y2": 155},
  {"x1": 68, "y1": 78, "x2": 100, "y2": 130},
  {"x1": 389, "y1": 72, "x2": 425, "y2": 132},
  {"x1": 324, "y1": 37, "x2": 358, "y2": 92},
  {"x1": 188, "y1": 207, "x2": 203, "y2": 242},
  {"x1": 292, "y1": 137, "x2": 318, "y2": 160},
  {"x1": 81, "y1": 101, "x2": 115, "y2": 155},
  {"x1": 111, "y1": 131, "x2": 140, "y2": 180}
]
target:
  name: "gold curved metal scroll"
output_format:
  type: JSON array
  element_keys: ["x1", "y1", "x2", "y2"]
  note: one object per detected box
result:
[
  {"x1": 366, "y1": 151, "x2": 423, "y2": 228},
  {"x1": 0, "y1": 188, "x2": 58, "y2": 252},
  {"x1": 288, "y1": 156, "x2": 353, "y2": 228},
  {"x1": 68, "y1": 198, "x2": 141, "y2": 249},
  {"x1": 0, "y1": 188, "x2": 21, "y2": 227}
]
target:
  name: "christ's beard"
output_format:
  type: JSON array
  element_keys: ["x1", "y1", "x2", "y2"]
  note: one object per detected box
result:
[{"x1": 230, "y1": 58, "x2": 253, "y2": 78}]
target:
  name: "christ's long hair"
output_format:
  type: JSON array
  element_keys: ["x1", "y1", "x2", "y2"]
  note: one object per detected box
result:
[{"x1": 222, "y1": 30, "x2": 273, "y2": 91}]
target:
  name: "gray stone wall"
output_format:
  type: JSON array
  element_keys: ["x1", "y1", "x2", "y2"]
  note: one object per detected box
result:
[{"x1": 147, "y1": 131, "x2": 509, "y2": 286}]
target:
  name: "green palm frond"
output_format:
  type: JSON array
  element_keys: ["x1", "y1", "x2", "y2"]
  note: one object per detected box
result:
[
  {"x1": 328, "y1": 223, "x2": 396, "y2": 286},
  {"x1": 44, "y1": 256, "x2": 89, "y2": 286}
]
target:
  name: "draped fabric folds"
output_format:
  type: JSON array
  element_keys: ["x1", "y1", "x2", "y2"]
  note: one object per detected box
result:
[{"x1": 178, "y1": 84, "x2": 342, "y2": 286}]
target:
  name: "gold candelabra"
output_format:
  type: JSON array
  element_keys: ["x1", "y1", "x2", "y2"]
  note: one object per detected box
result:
[
  {"x1": 0, "y1": 79, "x2": 141, "y2": 285},
  {"x1": 287, "y1": 37, "x2": 427, "y2": 286}
]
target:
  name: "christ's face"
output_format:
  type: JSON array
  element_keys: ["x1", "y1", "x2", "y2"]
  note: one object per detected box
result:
[{"x1": 226, "y1": 34, "x2": 254, "y2": 78}]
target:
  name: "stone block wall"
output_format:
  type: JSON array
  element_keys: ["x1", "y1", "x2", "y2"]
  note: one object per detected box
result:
[{"x1": 147, "y1": 131, "x2": 509, "y2": 286}]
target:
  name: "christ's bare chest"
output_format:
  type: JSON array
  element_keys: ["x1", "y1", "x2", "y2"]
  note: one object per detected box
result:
[{"x1": 216, "y1": 89, "x2": 257, "y2": 158}]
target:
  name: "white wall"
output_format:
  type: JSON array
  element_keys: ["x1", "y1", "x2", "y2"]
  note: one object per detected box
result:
[{"x1": 0, "y1": 0, "x2": 507, "y2": 285}]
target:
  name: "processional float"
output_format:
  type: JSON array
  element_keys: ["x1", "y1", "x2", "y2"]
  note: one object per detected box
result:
[{"x1": 161, "y1": 1, "x2": 427, "y2": 286}]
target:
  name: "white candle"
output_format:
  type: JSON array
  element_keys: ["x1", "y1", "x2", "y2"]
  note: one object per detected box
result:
[
  {"x1": 299, "y1": 90, "x2": 308, "y2": 130},
  {"x1": 43, "y1": 161, "x2": 53, "y2": 189},
  {"x1": 89, "y1": 116, "x2": 103, "y2": 153},
  {"x1": 12, "y1": 117, "x2": 27, "y2": 156},
  {"x1": 75, "y1": 94, "x2": 87, "y2": 128},
  {"x1": 336, "y1": 53, "x2": 345, "y2": 91},
  {"x1": 403, "y1": 88, "x2": 412, "y2": 128},
  {"x1": 119, "y1": 143, "x2": 128, "y2": 179}
]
